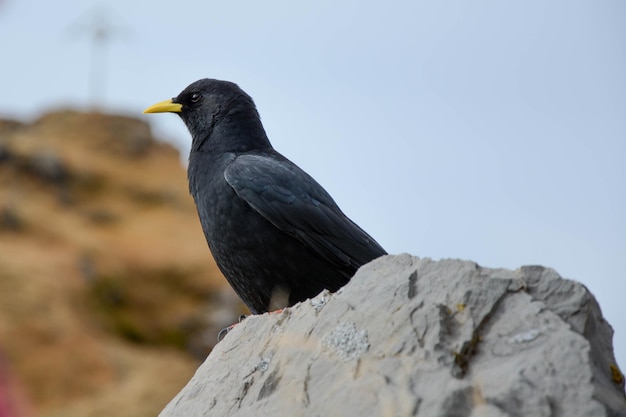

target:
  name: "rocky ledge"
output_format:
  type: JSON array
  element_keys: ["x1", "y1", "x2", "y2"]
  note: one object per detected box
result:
[{"x1": 160, "y1": 255, "x2": 626, "y2": 417}]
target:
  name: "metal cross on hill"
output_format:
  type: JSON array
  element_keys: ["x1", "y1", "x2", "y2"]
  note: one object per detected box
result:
[{"x1": 67, "y1": 6, "x2": 128, "y2": 109}]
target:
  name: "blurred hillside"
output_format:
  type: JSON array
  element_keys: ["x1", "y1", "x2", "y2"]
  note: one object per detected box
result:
[{"x1": 0, "y1": 111, "x2": 245, "y2": 417}]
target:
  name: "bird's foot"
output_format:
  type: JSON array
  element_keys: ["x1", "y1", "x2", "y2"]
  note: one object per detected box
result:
[
  {"x1": 217, "y1": 315, "x2": 248, "y2": 342},
  {"x1": 216, "y1": 309, "x2": 283, "y2": 342}
]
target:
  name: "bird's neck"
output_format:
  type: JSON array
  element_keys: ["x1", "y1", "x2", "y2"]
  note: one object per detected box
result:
[{"x1": 192, "y1": 108, "x2": 272, "y2": 155}]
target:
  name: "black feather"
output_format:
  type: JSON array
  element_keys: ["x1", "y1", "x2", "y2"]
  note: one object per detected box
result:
[{"x1": 161, "y1": 78, "x2": 387, "y2": 313}]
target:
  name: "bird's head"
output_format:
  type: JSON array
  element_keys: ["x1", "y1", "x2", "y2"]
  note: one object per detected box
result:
[{"x1": 144, "y1": 78, "x2": 269, "y2": 152}]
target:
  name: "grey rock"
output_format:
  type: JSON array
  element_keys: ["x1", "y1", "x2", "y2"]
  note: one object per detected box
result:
[{"x1": 160, "y1": 255, "x2": 626, "y2": 417}]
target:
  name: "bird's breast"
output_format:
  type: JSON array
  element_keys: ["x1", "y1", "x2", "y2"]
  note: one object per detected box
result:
[{"x1": 188, "y1": 151, "x2": 269, "y2": 252}]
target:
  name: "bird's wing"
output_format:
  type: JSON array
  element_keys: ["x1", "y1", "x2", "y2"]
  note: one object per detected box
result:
[{"x1": 224, "y1": 153, "x2": 386, "y2": 269}]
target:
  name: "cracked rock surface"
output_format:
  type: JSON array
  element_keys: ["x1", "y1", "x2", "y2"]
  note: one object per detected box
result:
[{"x1": 160, "y1": 255, "x2": 626, "y2": 417}]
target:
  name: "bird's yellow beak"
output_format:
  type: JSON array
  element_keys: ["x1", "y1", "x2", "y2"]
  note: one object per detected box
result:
[{"x1": 143, "y1": 99, "x2": 182, "y2": 114}]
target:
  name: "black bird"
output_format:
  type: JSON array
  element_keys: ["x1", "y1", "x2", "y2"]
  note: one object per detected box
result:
[{"x1": 144, "y1": 79, "x2": 387, "y2": 314}]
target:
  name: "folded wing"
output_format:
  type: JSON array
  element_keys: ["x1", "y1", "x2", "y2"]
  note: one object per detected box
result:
[{"x1": 224, "y1": 153, "x2": 386, "y2": 270}]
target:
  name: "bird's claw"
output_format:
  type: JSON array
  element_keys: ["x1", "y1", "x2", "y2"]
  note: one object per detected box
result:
[{"x1": 217, "y1": 314, "x2": 249, "y2": 342}]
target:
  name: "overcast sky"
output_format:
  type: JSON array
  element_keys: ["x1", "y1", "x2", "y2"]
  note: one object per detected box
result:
[{"x1": 1, "y1": 0, "x2": 624, "y2": 368}]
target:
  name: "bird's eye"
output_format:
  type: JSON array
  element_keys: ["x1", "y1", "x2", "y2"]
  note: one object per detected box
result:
[{"x1": 190, "y1": 93, "x2": 202, "y2": 103}]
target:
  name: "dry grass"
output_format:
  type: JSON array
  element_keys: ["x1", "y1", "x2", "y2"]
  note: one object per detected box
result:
[{"x1": 0, "y1": 110, "x2": 239, "y2": 417}]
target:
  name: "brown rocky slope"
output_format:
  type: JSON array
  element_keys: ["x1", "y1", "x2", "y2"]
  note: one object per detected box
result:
[{"x1": 0, "y1": 111, "x2": 244, "y2": 417}]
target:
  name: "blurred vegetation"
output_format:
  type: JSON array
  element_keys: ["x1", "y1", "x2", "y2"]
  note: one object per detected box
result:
[
  {"x1": 0, "y1": 110, "x2": 245, "y2": 417},
  {"x1": 88, "y1": 266, "x2": 211, "y2": 349}
]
